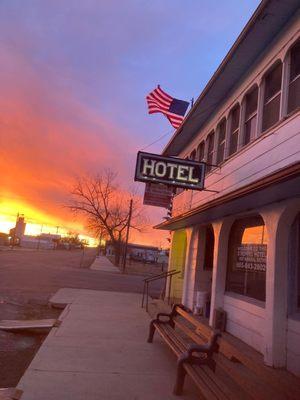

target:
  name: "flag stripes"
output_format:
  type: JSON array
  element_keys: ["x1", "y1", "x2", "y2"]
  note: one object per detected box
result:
[{"x1": 146, "y1": 86, "x2": 189, "y2": 129}]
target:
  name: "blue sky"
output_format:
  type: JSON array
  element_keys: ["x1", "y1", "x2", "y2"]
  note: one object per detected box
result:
[{"x1": 0, "y1": 0, "x2": 261, "y2": 244}]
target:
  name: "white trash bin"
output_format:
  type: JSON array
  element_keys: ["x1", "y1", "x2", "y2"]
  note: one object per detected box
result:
[{"x1": 193, "y1": 291, "x2": 208, "y2": 316}]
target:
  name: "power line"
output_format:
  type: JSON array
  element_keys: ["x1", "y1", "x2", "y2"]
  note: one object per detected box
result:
[{"x1": 139, "y1": 129, "x2": 174, "y2": 151}]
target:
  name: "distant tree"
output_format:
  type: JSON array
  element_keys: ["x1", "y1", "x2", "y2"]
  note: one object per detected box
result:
[{"x1": 67, "y1": 170, "x2": 146, "y2": 265}]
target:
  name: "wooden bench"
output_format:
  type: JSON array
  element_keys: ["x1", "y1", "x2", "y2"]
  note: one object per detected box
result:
[
  {"x1": 148, "y1": 304, "x2": 243, "y2": 399},
  {"x1": 147, "y1": 304, "x2": 300, "y2": 400}
]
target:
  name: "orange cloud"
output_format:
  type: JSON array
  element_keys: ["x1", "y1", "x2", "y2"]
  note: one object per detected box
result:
[{"x1": 0, "y1": 34, "x2": 169, "y2": 247}]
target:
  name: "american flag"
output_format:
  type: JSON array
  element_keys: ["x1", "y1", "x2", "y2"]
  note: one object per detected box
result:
[{"x1": 146, "y1": 86, "x2": 189, "y2": 129}]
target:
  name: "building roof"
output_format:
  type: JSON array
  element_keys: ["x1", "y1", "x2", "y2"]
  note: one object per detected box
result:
[{"x1": 162, "y1": 0, "x2": 300, "y2": 157}]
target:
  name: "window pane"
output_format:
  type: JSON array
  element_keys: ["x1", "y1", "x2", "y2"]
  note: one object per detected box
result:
[
  {"x1": 226, "y1": 216, "x2": 267, "y2": 302},
  {"x1": 262, "y1": 93, "x2": 280, "y2": 131},
  {"x1": 290, "y1": 41, "x2": 300, "y2": 82},
  {"x1": 208, "y1": 132, "x2": 214, "y2": 152},
  {"x1": 265, "y1": 63, "x2": 282, "y2": 102},
  {"x1": 206, "y1": 132, "x2": 214, "y2": 173},
  {"x1": 198, "y1": 142, "x2": 205, "y2": 161},
  {"x1": 288, "y1": 77, "x2": 300, "y2": 114},
  {"x1": 229, "y1": 131, "x2": 238, "y2": 155},
  {"x1": 218, "y1": 120, "x2": 226, "y2": 143},
  {"x1": 245, "y1": 87, "x2": 258, "y2": 119},
  {"x1": 229, "y1": 106, "x2": 239, "y2": 156},
  {"x1": 217, "y1": 142, "x2": 225, "y2": 164},
  {"x1": 190, "y1": 150, "x2": 196, "y2": 160},
  {"x1": 244, "y1": 115, "x2": 257, "y2": 145},
  {"x1": 217, "y1": 120, "x2": 226, "y2": 164},
  {"x1": 231, "y1": 106, "x2": 240, "y2": 131}
]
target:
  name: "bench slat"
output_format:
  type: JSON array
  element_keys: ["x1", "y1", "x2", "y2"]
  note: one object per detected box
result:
[{"x1": 154, "y1": 323, "x2": 182, "y2": 357}]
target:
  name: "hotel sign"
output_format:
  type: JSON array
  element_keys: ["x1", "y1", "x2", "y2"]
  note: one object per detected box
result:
[{"x1": 135, "y1": 151, "x2": 205, "y2": 190}]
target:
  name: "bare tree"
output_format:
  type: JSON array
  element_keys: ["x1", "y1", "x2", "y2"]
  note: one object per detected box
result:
[{"x1": 67, "y1": 170, "x2": 146, "y2": 265}]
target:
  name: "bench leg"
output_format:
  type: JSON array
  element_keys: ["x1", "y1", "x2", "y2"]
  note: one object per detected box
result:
[
  {"x1": 173, "y1": 356, "x2": 187, "y2": 396},
  {"x1": 147, "y1": 320, "x2": 156, "y2": 343}
]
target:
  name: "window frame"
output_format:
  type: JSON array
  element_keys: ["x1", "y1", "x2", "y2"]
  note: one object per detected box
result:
[
  {"x1": 216, "y1": 118, "x2": 226, "y2": 164},
  {"x1": 228, "y1": 104, "x2": 240, "y2": 156},
  {"x1": 287, "y1": 40, "x2": 300, "y2": 115},
  {"x1": 262, "y1": 61, "x2": 283, "y2": 132},
  {"x1": 190, "y1": 149, "x2": 196, "y2": 160},
  {"x1": 206, "y1": 131, "x2": 215, "y2": 173},
  {"x1": 197, "y1": 141, "x2": 205, "y2": 162},
  {"x1": 243, "y1": 85, "x2": 258, "y2": 146}
]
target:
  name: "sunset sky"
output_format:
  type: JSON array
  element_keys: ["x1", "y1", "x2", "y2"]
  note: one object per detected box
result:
[{"x1": 0, "y1": 0, "x2": 260, "y2": 246}]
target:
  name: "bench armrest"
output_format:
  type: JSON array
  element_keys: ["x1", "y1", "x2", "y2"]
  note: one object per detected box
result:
[
  {"x1": 156, "y1": 312, "x2": 172, "y2": 319},
  {"x1": 187, "y1": 332, "x2": 221, "y2": 357},
  {"x1": 155, "y1": 303, "x2": 183, "y2": 322}
]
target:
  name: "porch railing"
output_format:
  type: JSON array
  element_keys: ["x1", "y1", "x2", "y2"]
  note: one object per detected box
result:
[{"x1": 141, "y1": 269, "x2": 181, "y2": 312}]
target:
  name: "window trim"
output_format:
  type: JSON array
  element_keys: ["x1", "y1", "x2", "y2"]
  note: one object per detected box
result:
[
  {"x1": 206, "y1": 131, "x2": 215, "y2": 173},
  {"x1": 243, "y1": 85, "x2": 259, "y2": 146},
  {"x1": 228, "y1": 104, "x2": 240, "y2": 156},
  {"x1": 262, "y1": 60, "x2": 283, "y2": 132},
  {"x1": 197, "y1": 140, "x2": 205, "y2": 162},
  {"x1": 216, "y1": 118, "x2": 226, "y2": 165},
  {"x1": 287, "y1": 39, "x2": 300, "y2": 116}
]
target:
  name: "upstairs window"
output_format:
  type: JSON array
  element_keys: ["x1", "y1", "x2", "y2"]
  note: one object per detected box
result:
[
  {"x1": 190, "y1": 149, "x2": 196, "y2": 160},
  {"x1": 229, "y1": 105, "x2": 240, "y2": 156},
  {"x1": 197, "y1": 141, "x2": 205, "y2": 162},
  {"x1": 262, "y1": 62, "x2": 282, "y2": 132},
  {"x1": 288, "y1": 41, "x2": 300, "y2": 114},
  {"x1": 244, "y1": 86, "x2": 258, "y2": 145},
  {"x1": 206, "y1": 132, "x2": 215, "y2": 173},
  {"x1": 217, "y1": 119, "x2": 226, "y2": 164}
]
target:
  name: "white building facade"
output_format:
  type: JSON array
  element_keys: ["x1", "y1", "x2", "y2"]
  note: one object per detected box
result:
[{"x1": 157, "y1": 0, "x2": 300, "y2": 376}]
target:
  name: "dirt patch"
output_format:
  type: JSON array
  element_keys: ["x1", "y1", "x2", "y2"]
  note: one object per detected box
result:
[{"x1": 0, "y1": 301, "x2": 60, "y2": 387}]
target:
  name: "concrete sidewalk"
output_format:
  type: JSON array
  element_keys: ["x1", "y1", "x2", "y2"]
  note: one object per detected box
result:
[
  {"x1": 90, "y1": 255, "x2": 120, "y2": 273},
  {"x1": 17, "y1": 288, "x2": 198, "y2": 400}
]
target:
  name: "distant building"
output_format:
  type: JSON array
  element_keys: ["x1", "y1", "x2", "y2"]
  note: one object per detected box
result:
[
  {"x1": 39, "y1": 233, "x2": 61, "y2": 242},
  {"x1": 15, "y1": 215, "x2": 26, "y2": 238},
  {"x1": 20, "y1": 234, "x2": 61, "y2": 250},
  {"x1": 9, "y1": 215, "x2": 26, "y2": 243},
  {"x1": 105, "y1": 241, "x2": 159, "y2": 262}
]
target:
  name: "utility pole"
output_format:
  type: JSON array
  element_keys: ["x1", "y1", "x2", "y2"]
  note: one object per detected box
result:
[
  {"x1": 122, "y1": 199, "x2": 133, "y2": 273},
  {"x1": 98, "y1": 229, "x2": 103, "y2": 256}
]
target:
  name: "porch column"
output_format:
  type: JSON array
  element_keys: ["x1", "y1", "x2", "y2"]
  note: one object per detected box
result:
[
  {"x1": 182, "y1": 227, "x2": 198, "y2": 309},
  {"x1": 261, "y1": 200, "x2": 299, "y2": 367},
  {"x1": 209, "y1": 217, "x2": 234, "y2": 327}
]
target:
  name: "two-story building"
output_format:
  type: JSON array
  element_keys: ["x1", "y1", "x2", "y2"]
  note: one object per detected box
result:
[{"x1": 156, "y1": 0, "x2": 300, "y2": 376}]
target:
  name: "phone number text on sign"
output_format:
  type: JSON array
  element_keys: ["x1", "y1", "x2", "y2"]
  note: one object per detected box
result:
[{"x1": 236, "y1": 244, "x2": 267, "y2": 272}]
